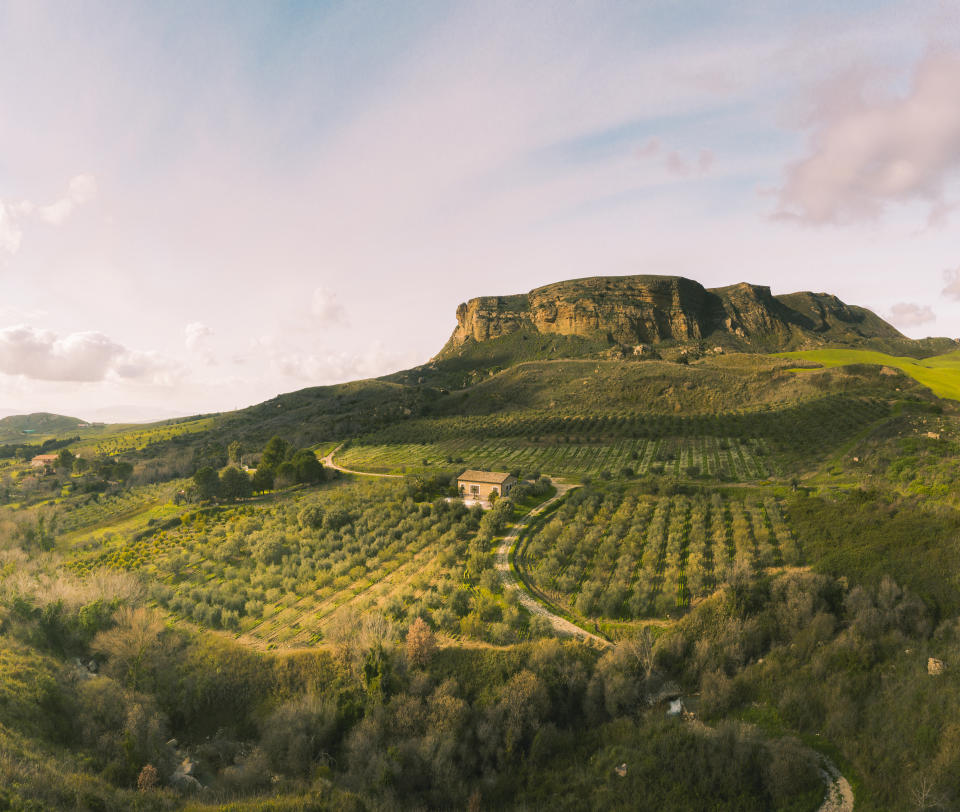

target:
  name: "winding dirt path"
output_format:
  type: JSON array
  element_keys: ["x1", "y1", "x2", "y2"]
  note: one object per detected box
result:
[
  {"x1": 495, "y1": 482, "x2": 611, "y2": 647},
  {"x1": 321, "y1": 444, "x2": 402, "y2": 478}
]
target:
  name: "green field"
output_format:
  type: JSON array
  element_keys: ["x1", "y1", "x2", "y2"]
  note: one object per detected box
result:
[{"x1": 779, "y1": 348, "x2": 960, "y2": 400}]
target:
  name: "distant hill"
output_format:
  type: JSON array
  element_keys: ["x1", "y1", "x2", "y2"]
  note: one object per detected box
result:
[
  {"x1": 424, "y1": 275, "x2": 956, "y2": 382},
  {"x1": 0, "y1": 412, "x2": 88, "y2": 443}
]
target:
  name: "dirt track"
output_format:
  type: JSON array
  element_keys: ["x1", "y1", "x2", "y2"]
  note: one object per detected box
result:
[{"x1": 494, "y1": 483, "x2": 610, "y2": 647}]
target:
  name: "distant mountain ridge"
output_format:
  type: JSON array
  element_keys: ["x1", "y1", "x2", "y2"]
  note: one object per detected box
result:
[{"x1": 435, "y1": 275, "x2": 955, "y2": 360}]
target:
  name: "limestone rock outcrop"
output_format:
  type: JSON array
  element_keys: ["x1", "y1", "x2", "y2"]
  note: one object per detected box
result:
[{"x1": 437, "y1": 274, "x2": 908, "y2": 358}]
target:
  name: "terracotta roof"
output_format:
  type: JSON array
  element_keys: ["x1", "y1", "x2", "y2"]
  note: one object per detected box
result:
[
  {"x1": 31, "y1": 454, "x2": 59, "y2": 462},
  {"x1": 457, "y1": 470, "x2": 514, "y2": 484}
]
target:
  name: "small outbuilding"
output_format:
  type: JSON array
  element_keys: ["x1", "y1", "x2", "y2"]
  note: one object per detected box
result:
[{"x1": 457, "y1": 470, "x2": 517, "y2": 501}]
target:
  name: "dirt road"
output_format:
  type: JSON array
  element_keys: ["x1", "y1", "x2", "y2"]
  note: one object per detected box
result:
[{"x1": 495, "y1": 483, "x2": 610, "y2": 647}]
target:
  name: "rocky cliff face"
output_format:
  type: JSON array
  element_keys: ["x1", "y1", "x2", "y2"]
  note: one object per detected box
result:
[{"x1": 437, "y1": 274, "x2": 909, "y2": 357}]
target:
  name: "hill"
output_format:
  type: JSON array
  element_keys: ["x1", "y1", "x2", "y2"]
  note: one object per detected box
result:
[{"x1": 0, "y1": 412, "x2": 89, "y2": 443}]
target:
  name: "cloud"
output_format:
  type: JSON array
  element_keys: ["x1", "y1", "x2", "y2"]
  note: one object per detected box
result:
[
  {"x1": 311, "y1": 286, "x2": 346, "y2": 325},
  {"x1": 776, "y1": 51, "x2": 960, "y2": 225},
  {"x1": 274, "y1": 341, "x2": 416, "y2": 384},
  {"x1": 0, "y1": 325, "x2": 172, "y2": 382},
  {"x1": 887, "y1": 302, "x2": 935, "y2": 328},
  {"x1": 637, "y1": 140, "x2": 714, "y2": 178},
  {"x1": 36, "y1": 173, "x2": 98, "y2": 225},
  {"x1": 0, "y1": 202, "x2": 23, "y2": 255},
  {"x1": 942, "y1": 266, "x2": 960, "y2": 300},
  {"x1": 184, "y1": 321, "x2": 214, "y2": 351},
  {"x1": 636, "y1": 137, "x2": 661, "y2": 158},
  {"x1": 0, "y1": 174, "x2": 97, "y2": 256}
]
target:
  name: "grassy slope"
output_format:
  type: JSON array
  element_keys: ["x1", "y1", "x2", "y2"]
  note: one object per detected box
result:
[
  {"x1": 337, "y1": 352, "x2": 932, "y2": 478},
  {"x1": 779, "y1": 348, "x2": 960, "y2": 400}
]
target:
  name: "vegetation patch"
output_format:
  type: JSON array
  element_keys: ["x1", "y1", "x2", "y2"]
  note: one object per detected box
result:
[
  {"x1": 779, "y1": 348, "x2": 960, "y2": 400},
  {"x1": 518, "y1": 484, "x2": 801, "y2": 625}
]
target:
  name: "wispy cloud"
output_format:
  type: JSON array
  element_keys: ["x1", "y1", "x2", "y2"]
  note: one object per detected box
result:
[
  {"x1": 1, "y1": 3, "x2": 957, "y2": 416},
  {"x1": 887, "y1": 302, "x2": 936, "y2": 328},
  {"x1": 184, "y1": 321, "x2": 214, "y2": 351},
  {"x1": 637, "y1": 138, "x2": 715, "y2": 178},
  {"x1": 0, "y1": 173, "x2": 97, "y2": 256},
  {"x1": 311, "y1": 286, "x2": 347, "y2": 325},
  {"x1": 942, "y1": 266, "x2": 960, "y2": 300},
  {"x1": 274, "y1": 341, "x2": 417, "y2": 384},
  {"x1": 776, "y1": 51, "x2": 960, "y2": 225}
]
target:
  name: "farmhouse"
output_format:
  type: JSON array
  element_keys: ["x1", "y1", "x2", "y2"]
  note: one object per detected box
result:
[
  {"x1": 457, "y1": 470, "x2": 517, "y2": 501},
  {"x1": 30, "y1": 453, "x2": 59, "y2": 471}
]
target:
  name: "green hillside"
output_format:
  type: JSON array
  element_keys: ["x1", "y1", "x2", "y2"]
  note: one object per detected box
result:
[{"x1": 779, "y1": 348, "x2": 960, "y2": 400}]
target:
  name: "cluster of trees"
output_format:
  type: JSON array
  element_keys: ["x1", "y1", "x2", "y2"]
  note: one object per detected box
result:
[
  {"x1": 65, "y1": 452, "x2": 134, "y2": 486},
  {"x1": 654, "y1": 567, "x2": 960, "y2": 810},
  {"x1": 0, "y1": 573, "x2": 828, "y2": 810},
  {"x1": 191, "y1": 436, "x2": 325, "y2": 501},
  {"x1": 137, "y1": 480, "x2": 485, "y2": 637},
  {"x1": 0, "y1": 450, "x2": 137, "y2": 511},
  {"x1": 0, "y1": 434, "x2": 79, "y2": 461}
]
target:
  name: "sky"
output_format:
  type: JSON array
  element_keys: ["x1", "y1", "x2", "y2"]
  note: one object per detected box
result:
[{"x1": 2, "y1": 0, "x2": 960, "y2": 421}]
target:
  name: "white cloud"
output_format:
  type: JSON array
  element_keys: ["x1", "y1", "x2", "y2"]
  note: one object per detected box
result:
[
  {"x1": 776, "y1": 51, "x2": 960, "y2": 225},
  {"x1": 0, "y1": 324, "x2": 172, "y2": 382},
  {"x1": 0, "y1": 173, "x2": 98, "y2": 256},
  {"x1": 274, "y1": 341, "x2": 416, "y2": 384},
  {"x1": 0, "y1": 201, "x2": 23, "y2": 255},
  {"x1": 36, "y1": 173, "x2": 98, "y2": 225},
  {"x1": 636, "y1": 139, "x2": 714, "y2": 178},
  {"x1": 942, "y1": 266, "x2": 960, "y2": 300},
  {"x1": 184, "y1": 321, "x2": 214, "y2": 351},
  {"x1": 311, "y1": 286, "x2": 346, "y2": 325},
  {"x1": 887, "y1": 302, "x2": 935, "y2": 328}
]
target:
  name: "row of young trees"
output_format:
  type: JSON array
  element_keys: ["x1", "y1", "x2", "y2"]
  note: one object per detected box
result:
[{"x1": 522, "y1": 485, "x2": 802, "y2": 620}]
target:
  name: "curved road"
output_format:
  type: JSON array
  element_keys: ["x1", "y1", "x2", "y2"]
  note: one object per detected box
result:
[
  {"x1": 495, "y1": 483, "x2": 611, "y2": 647},
  {"x1": 321, "y1": 444, "x2": 402, "y2": 478}
]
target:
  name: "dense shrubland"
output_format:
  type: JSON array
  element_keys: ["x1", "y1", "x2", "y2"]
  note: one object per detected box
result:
[
  {"x1": 0, "y1": 560, "x2": 829, "y2": 810},
  {"x1": 654, "y1": 569, "x2": 960, "y2": 810},
  {"x1": 10, "y1": 543, "x2": 957, "y2": 809}
]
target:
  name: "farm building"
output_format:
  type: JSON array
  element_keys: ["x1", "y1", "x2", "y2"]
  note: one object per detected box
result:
[
  {"x1": 30, "y1": 453, "x2": 59, "y2": 471},
  {"x1": 457, "y1": 470, "x2": 517, "y2": 501}
]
